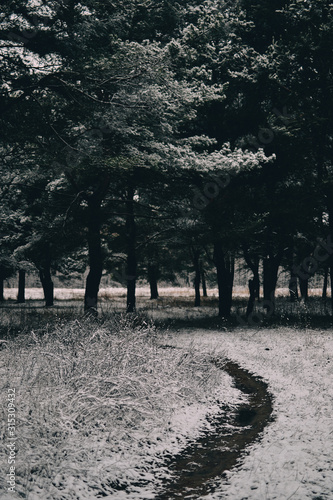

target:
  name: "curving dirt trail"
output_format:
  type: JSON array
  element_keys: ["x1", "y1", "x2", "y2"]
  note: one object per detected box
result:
[{"x1": 156, "y1": 358, "x2": 274, "y2": 499}]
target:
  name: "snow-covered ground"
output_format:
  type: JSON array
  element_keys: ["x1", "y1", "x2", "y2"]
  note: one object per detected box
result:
[
  {"x1": 1, "y1": 286, "x2": 333, "y2": 499},
  {"x1": 102, "y1": 375, "x2": 246, "y2": 500},
  {"x1": 0, "y1": 317, "x2": 245, "y2": 500},
  {"x1": 168, "y1": 327, "x2": 333, "y2": 499}
]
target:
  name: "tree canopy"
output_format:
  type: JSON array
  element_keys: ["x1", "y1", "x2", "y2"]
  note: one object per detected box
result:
[{"x1": 1, "y1": 0, "x2": 332, "y2": 317}]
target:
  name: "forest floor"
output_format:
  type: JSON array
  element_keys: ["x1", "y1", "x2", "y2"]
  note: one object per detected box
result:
[{"x1": 0, "y1": 289, "x2": 333, "y2": 499}]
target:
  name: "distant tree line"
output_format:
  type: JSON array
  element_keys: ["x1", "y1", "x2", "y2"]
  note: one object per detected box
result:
[{"x1": 1, "y1": 0, "x2": 333, "y2": 317}]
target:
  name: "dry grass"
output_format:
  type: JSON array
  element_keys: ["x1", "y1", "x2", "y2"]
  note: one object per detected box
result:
[{"x1": 0, "y1": 314, "x2": 223, "y2": 499}]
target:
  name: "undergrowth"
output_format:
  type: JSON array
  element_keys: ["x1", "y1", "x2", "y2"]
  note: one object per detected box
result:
[{"x1": 0, "y1": 314, "x2": 224, "y2": 499}]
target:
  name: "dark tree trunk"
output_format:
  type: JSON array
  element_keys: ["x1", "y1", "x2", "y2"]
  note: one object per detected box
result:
[
  {"x1": 325, "y1": 201, "x2": 333, "y2": 314},
  {"x1": 37, "y1": 243, "x2": 54, "y2": 307},
  {"x1": 0, "y1": 276, "x2": 4, "y2": 302},
  {"x1": 330, "y1": 264, "x2": 333, "y2": 316},
  {"x1": 263, "y1": 253, "x2": 281, "y2": 312},
  {"x1": 17, "y1": 269, "x2": 26, "y2": 303},
  {"x1": 83, "y1": 176, "x2": 111, "y2": 314},
  {"x1": 201, "y1": 262, "x2": 207, "y2": 297},
  {"x1": 191, "y1": 248, "x2": 201, "y2": 307},
  {"x1": 84, "y1": 197, "x2": 103, "y2": 313},
  {"x1": 126, "y1": 186, "x2": 137, "y2": 313},
  {"x1": 328, "y1": 208, "x2": 333, "y2": 314},
  {"x1": 246, "y1": 279, "x2": 256, "y2": 318},
  {"x1": 253, "y1": 269, "x2": 260, "y2": 301},
  {"x1": 214, "y1": 242, "x2": 234, "y2": 318},
  {"x1": 243, "y1": 248, "x2": 260, "y2": 310},
  {"x1": 299, "y1": 277, "x2": 309, "y2": 301},
  {"x1": 322, "y1": 267, "x2": 328, "y2": 300},
  {"x1": 39, "y1": 267, "x2": 54, "y2": 307},
  {"x1": 148, "y1": 263, "x2": 159, "y2": 299}
]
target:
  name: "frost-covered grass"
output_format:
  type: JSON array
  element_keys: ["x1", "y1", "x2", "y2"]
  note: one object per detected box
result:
[
  {"x1": 1, "y1": 290, "x2": 332, "y2": 499},
  {"x1": 1, "y1": 288, "x2": 332, "y2": 343},
  {"x1": 0, "y1": 315, "x2": 236, "y2": 499},
  {"x1": 2, "y1": 287, "x2": 331, "y2": 326},
  {"x1": 169, "y1": 327, "x2": 333, "y2": 500}
]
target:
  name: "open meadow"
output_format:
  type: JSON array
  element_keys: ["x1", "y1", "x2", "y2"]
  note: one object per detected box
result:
[{"x1": 1, "y1": 285, "x2": 332, "y2": 330}]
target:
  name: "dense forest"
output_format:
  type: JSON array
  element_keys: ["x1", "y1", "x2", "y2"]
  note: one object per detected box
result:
[{"x1": 1, "y1": 0, "x2": 333, "y2": 318}]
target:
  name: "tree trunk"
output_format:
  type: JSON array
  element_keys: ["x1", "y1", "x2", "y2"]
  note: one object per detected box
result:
[
  {"x1": 214, "y1": 242, "x2": 234, "y2": 318},
  {"x1": 192, "y1": 248, "x2": 201, "y2": 307},
  {"x1": 201, "y1": 262, "x2": 207, "y2": 297},
  {"x1": 84, "y1": 197, "x2": 103, "y2": 313},
  {"x1": 328, "y1": 209, "x2": 333, "y2": 314},
  {"x1": 126, "y1": 186, "x2": 137, "y2": 313},
  {"x1": 39, "y1": 267, "x2": 54, "y2": 307},
  {"x1": 0, "y1": 276, "x2": 4, "y2": 302},
  {"x1": 253, "y1": 268, "x2": 260, "y2": 301},
  {"x1": 330, "y1": 264, "x2": 333, "y2": 316},
  {"x1": 299, "y1": 277, "x2": 309, "y2": 301},
  {"x1": 148, "y1": 263, "x2": 159, "y2": 299},
  {"x1": 246, "y1": 279, "x2": 256, "y2": 318},
  {"x1": 17, "y1": 269, "x2": 26, "y2": 303},
  {"x1": 322, "y1": 267, "x2": 328, "y2": 300},
  {"x1": 243, "y1": 247, "x2": 260, "y2": 302},
  {"x1": 325, "y1": 201, "x2": 333, "y2": 314},
  {"x1": 263, "y1": 253, "x2": 281, "y2": 312},
  {"x1": 36, "y1": 242, "x2": 54, "y2": 307}
]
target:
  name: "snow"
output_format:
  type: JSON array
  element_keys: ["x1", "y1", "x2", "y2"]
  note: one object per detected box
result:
[
  {"x1": 0, "y1": 371, "x2": 244, "y2": 500},
  {"x1": 1, "y1": 285, "x2": 333, "y2": 499},
  {"x1": 26, "y1": 325, "x2": 330, "y2": 500},
  {"x1": 0, "y1": 316, "x2": 245, "y2": 500},
  {"x1": 105, "y1": 378, "x2": 245, "y2": 500},
  {"x1": 168, "y1": 327, "x2": 333, "y2": 499}
]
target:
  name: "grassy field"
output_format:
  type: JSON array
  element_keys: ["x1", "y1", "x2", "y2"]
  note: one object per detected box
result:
[
  {"x1": 1, "y1": 288, "x2": 332, "y2": 499},
  {"x1": 0, "y1": 312, "x2": 240, "y2": 500},
  {"x1": 0, "y1": 286, "x2": 332, "y2": 338}
]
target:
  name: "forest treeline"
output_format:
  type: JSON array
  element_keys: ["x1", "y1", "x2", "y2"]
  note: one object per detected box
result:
[{"x1": 1, "y1": 0, "x2": 333, "y2": 317}]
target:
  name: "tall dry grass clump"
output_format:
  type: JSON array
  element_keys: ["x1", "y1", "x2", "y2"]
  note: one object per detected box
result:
[{"x1": 0, "y1": 315, "x2": 223, "y2": 499}]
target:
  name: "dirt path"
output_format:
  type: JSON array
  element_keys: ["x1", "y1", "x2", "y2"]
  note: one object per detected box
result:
[{"x1": 156, "y1": 358, "x2": 274, "y2": 499}]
